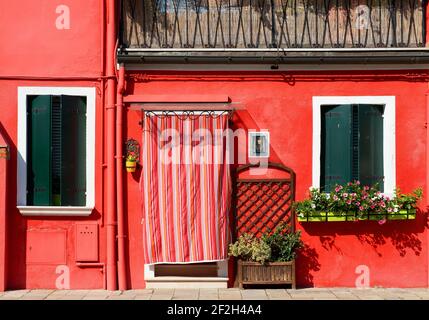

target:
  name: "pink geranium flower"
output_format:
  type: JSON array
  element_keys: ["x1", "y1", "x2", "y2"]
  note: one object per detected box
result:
[{"x1": 378, "y1": 219, "x2": 387, "y2": 225}]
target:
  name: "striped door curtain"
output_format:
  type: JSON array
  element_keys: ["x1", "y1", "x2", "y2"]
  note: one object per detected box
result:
[{"x1": 140, "y1": 112, "x2": 232, "y2": 264}]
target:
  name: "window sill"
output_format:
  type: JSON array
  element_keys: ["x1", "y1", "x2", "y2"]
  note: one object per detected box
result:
[{"x1": 17, "y1": 206, "x2": 94, "y2": 217}]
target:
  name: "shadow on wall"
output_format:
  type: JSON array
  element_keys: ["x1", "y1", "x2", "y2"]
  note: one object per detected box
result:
[
  {"x1": 296, "y1": 244, "x2": 321, "y2": 287},
  {"x1": 300, "y1": 208, "x2": 428, "y2": 258},
  {"x1": 0, "y1": 121, "x2": 28, "y2": 289}
]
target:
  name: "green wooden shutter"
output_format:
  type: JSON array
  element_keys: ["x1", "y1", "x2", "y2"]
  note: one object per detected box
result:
[
  {"x1": 27, "y1": 95, "x2": 52, "y2": 205},
  {"x1": 321, "y1": 105, "x2": 353, "y2": 192},
  {"x1": 51, "y1": 96, "x2": 62, "y2": 205},
  {"x1": 60, "y1": 95, "x2": 87, "y2": 206},
  {"x1": 358, "y1": 104, "x2": 384, "y2": 191}
]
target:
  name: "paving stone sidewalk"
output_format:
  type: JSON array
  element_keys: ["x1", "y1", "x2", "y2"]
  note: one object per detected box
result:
[{"x1": 1, "y1": 288, "x2": 429, "y2": 300}]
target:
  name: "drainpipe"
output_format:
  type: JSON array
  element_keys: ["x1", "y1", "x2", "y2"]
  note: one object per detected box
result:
[
  {"x1": 426, "y1": 0, "x2": 429, "y2": 289},
  {"x1": 0, "y1": 141, "x2": 8, "y2": 292},
  {"x1": 105, "y1": 0, "x2": 117, "y2": 291},
  {"x1": 116, "y1": 64, "x2": 126, "y2": 290},
  {"x1": 427, "y1": 89, "x2": 429, "y2": 288}
]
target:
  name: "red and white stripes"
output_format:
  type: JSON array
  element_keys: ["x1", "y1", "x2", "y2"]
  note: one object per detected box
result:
[{"x1": 140, "y1": 113, "x2": 231, "y2": 264}]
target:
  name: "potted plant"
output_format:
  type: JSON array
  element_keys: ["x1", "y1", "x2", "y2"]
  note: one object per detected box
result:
[
  {"x1": 125, "y1": 139, "x2": 140, "y2": 173},
  {"x1": 294, "y1": 181, "x2": 422, "y2": 223},
  {"x1": 125, "y1": 154, "x2": 138, "y2": 173},
  {"x1": 229, "y1": 223, "x2": 303, "y2": 289}
]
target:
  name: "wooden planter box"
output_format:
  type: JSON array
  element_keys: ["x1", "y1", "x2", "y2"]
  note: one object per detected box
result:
[{"x1": 237, "y1": 260, "x2": 296, "y2": 289}]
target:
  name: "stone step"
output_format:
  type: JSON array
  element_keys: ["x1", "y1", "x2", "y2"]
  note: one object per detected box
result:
[{"x1": 145, "y1": 276, "x2": 228, "y2": 289}]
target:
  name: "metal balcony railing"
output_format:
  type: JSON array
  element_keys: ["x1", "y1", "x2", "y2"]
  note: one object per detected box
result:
[{"x1": 120, "y1": 0, "x2": 426, "y2": 50}]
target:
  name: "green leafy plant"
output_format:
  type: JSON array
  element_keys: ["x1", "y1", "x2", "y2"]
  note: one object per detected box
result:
[
  {"x1": 395, "y1": 187, "x2": 423, "y2": 211},
  {"x1": 126, "y1": 154, "x2": 137, "y2": 161},
  {"x1": 228, "y1": 234, "x2": 271, "y2": 264},
  {"x1": 228, "y1": 224, "x2": 302, "y2": 264},
  {"x1": 262, "y1": 223, "x2": 303, "y2": 262}
]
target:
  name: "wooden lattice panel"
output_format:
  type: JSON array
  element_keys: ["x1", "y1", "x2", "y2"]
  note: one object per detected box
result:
[{"x1": 234, "y1": 163, "x2": 295, "y2": 238}]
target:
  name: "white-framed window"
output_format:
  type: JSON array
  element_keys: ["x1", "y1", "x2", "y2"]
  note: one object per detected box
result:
[
  {"x1": 17, "y1": 87, "x2": 96, "y2": 216},
  {"x1": 248, "y1": 131, "x2": 270, "y2": 158},
  {"x1": 312, "y1": 96, "x2": 396, "y2": 197}
]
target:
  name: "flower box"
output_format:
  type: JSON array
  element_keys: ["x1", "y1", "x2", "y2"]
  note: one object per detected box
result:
[
  {"x1": 294, "y1": 182, "x2": 422, "y2": 224},
  {"x1": 388, "y1": 209, "x2": 416, "y2": 220},
  {"x1": 237, "y1": 260, "x2": 296, "y2": 289},
  {"x1": 297, "y1": 211, "x2": 356, "y2": 222},
  {"x1": 328, "y1": 212, "x2": 357, "y2": 222},
  {"x1": 297, "y1": 211, "x2": 325, "y2": 222},
  {"x1": 297, "y1": 209, "x2": 417, "y2": 222}
]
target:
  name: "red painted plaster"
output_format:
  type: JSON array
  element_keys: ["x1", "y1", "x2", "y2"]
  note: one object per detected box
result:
[
  {"x1": 124, "y1": 71, "x2": 429, "y2": 288},
  {"x1": 0, "y1": 0, "x2": 102, "y2": 78},
  {"x1": 0, "y1": 0, "x2": 427, "y2": 290}
]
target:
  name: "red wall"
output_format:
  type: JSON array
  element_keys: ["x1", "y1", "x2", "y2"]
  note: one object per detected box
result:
[
  {"x1": 0, "y1": 0, "x2": 427, "y2": 289},
  {"x1": 0, "y1": 0, "x2": 103, "y2": 77},
  {"x1": 0, "y1": 0, "x2": 106, "y2": 289},
  {"x1": 124, "y1": 70, "x2": 429, "y2": 288}
]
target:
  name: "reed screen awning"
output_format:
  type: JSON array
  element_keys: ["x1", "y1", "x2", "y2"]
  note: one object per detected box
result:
[{"x1": 120, "y1": 0, "x2": 427, "y2": 50}]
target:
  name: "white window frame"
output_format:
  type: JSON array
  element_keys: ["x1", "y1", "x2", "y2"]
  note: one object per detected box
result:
[
  {"x1": 312, "y1": 96, "x2": 396, "y2": 198},
  {"x1": 17, "y1": 87, "x2": 96, "y2": 216}
]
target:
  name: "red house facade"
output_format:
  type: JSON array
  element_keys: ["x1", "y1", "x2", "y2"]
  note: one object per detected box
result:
[{"x1": 0, "y1": 0, "x2": 429, "y2": 291}]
